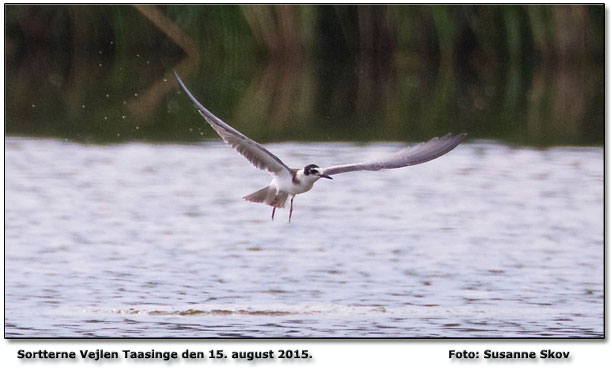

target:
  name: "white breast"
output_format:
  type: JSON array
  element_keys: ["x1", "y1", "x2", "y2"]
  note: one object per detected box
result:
[{"x1": 271, "y1": 170, "x2": 318, "y2": 195}]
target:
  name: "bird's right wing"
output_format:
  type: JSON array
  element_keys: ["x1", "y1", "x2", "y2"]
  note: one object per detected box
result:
[
  {"x1": 321, "y1": 133, "x2": 467, "y2": 176},
  {"x1": 175, "y1": 72, "x2": 293, "y2": 176}
]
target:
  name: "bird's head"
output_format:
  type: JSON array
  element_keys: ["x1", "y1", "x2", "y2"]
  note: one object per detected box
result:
[{"x1": 302, "y1": 164, "x2": 333, "y2": 180}]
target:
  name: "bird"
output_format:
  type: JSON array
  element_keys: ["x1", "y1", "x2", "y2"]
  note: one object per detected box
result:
[{"x1": 175, "y1": 72, "x2": 466, "y2": 222}]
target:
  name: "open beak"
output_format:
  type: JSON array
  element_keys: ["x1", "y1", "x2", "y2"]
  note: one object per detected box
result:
[{"x1": 319, "y1": 174, "x2": 333, "y2": 180}]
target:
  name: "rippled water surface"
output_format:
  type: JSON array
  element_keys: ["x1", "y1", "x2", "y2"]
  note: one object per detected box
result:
[{"x1": 5, "y1": 138, "x2": 603, "y2": 337}]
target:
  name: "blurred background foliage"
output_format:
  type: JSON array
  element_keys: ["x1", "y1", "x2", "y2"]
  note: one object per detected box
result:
[{"x1": 4, "y1": 4, "x2": 604, "y2": 145}]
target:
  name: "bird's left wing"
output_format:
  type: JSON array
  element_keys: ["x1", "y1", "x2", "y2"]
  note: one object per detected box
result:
[
  {"x1": 175, "y1": 72, "x2": 292, "y2": 176},
  {"x1": 321, "y1": 133, "x2": 467, "y2": 176}
]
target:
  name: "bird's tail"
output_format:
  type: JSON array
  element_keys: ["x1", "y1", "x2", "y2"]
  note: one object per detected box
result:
[{"x1": 243, "y1": 186, "x2": 289, "y2": 208}]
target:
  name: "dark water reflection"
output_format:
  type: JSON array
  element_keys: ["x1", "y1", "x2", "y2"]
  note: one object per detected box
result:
[{"x1": 5, "y1": 19, "x2": 603, "y2": 146}]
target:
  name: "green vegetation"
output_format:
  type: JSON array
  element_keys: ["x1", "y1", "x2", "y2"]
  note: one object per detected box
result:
[{"x1": 4, "y1": 5, "x2": 604, "y2": 145}]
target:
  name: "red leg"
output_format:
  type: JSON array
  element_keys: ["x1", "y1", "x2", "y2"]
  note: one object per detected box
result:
[
  {"x1": 288, "y1": 196, "x2": 295, "y2": 223},
  {"x1": 271, "y1": 206, "x2": 276, "y2": 221}
]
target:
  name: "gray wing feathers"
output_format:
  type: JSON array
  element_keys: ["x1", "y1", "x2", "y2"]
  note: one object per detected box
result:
[
  {"x1": 322, "y1": 133, "x2": 466, "y2": 176},
  {"x1": 175, "y1": 72, "x2": 291, "y2": 175}
]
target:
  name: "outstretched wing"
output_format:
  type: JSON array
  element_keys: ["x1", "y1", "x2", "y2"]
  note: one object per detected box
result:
[
  {"x1": 321, "y1": 133, "x2": 467, "y2": 176},
  {"x1": 175, "y1": 72, "x2": 292, "y2": 176}
]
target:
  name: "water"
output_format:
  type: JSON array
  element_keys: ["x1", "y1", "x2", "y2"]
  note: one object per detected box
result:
[
  {"x1": 5, "y1": 137, "x2": 603, "y2": 337},
  {"x1": 5, "y1": 5, "x2": 605, "y2": 147}
]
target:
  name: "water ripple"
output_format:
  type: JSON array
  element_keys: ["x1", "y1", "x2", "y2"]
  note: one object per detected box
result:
[{"x1": 4, "y1": 138, "x2": 603, "y2": 337}]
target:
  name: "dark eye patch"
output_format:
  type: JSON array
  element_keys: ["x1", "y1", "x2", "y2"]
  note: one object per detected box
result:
[{"x1": 304, "y1": 164, "x2": 319, "y2": 175}]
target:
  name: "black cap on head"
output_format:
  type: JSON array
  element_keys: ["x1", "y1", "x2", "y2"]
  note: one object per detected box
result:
[{"x1": 303, "y1": 164, "x2": 319, "y2": 175}]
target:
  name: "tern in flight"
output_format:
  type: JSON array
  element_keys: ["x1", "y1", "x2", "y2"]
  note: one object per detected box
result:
[{"x1": 175, "y1": 73, "x2": 466, "y2": 222}]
